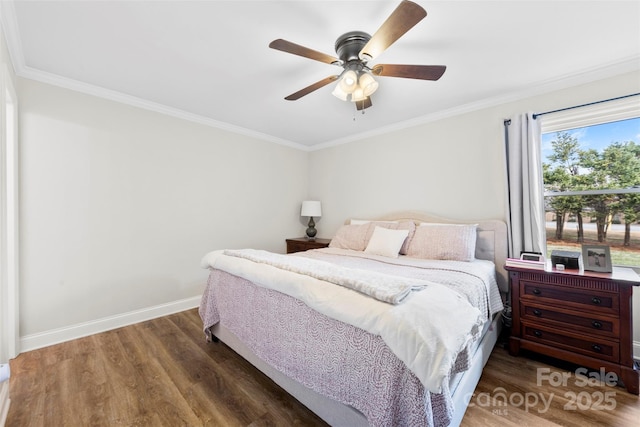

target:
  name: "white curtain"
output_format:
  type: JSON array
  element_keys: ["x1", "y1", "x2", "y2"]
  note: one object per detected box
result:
[{"x1": 504, "y1": 113, "x2": 547, "y2": 258}]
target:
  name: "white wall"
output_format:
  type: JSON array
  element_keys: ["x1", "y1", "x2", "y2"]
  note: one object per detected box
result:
[
  {"x1": 309, "y1": 71, "x2": 640, "y2": 357},
  {"x1": 14, "y1": 64, "x2": 640, "y2": 358},
  {"x1": 18, "y1": 79, "x2": 309, "y2": 342}
]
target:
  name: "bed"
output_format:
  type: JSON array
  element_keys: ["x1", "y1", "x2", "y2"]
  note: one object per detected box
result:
[{"x1": 199, "y1": 211, "x2": 508, "y2": 426}]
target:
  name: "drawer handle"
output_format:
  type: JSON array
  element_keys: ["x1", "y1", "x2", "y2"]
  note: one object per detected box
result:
[
  {"x1": 532, "y1": 289, "x2": 541, "y2": 295},
  {"x1": 591, "y1": 297, "x2": 602, "y2": 305},
  {"x1": 533, "y1": 309, "x2": 542, "y2": 316},
  {"x1": 592, "y1": 344, "x2": 602, "y2": 352},
  {"x1": 592, "y1": 321, "x2": 603, "y2": 329},
  {"x1": 534, "y1": 330, "x2": 542, "y2": 337}
]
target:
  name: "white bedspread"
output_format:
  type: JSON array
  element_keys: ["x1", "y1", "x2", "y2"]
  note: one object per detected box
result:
[{"x1": 201, "y1": 249, "x2": 485, "y2": 393}]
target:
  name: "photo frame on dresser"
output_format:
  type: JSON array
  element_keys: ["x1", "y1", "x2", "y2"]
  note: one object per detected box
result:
[{"x1": 581, "y1": 244, "x2": 612, "y2": 272}]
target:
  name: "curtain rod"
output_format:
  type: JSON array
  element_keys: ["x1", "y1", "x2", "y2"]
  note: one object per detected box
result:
[
  {"x1": 532, "y1": 92, "x2": 640, "y2": 119},
  {"x1": 503, "y1": 92, "x2": 639, "y2": 126}
]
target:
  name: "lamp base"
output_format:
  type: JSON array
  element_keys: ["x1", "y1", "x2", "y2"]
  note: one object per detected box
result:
[{"x1": 306, "y1": 217, "x2": 317, "y2": 239}]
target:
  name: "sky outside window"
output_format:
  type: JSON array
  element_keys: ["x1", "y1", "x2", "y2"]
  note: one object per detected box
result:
[{"x1": 542, "y1": 117, "x2": 640, "y2": 159}]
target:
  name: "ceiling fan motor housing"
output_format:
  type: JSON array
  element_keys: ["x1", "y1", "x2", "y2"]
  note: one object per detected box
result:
[{"x1": 335, "y1": 31, "x2": 371, "y2": 64}]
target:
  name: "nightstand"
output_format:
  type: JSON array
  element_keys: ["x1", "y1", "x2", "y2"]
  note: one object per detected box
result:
[
  {"x1": 507, "y1": 265, "x2": 640, "y2": 394},
  {"x1": 286, "y1": 237, "x2": 331, "y2": 254}
]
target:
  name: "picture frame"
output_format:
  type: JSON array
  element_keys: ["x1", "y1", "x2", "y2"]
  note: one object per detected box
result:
[{"x1": 581, "y1": 244, "x2": 612, "y2": 273}]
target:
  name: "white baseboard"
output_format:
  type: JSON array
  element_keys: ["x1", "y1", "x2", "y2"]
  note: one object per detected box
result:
[
  {"x1": 634, "y1": 340, "x2": 640, "y2": 362},
  {"x1": 0, "y1": 381, "x2": 10, "y2": 427},
  {"x1": 19, "y1": 296, "x2": 201, "y2": 353}
]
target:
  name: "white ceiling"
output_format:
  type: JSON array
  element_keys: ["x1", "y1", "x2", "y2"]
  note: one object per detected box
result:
[{"x1": 1, "y1": 0, "x2": 639, "y2": 149}]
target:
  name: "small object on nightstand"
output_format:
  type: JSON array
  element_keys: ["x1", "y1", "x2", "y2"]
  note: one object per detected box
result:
[
  {"x1": 286, "y1": 237, "x2": 331, "y2": 254},
  {"x1": 550, "y1": 249, "x2": 581, "y2": 269}
]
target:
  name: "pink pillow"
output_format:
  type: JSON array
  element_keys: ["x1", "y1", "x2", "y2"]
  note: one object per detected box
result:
[
  {"x1": 329, "y1": 224, "x2": 372, "y2": 251},
  {"x1": 406, "y1": 223, "x2": 477, "y2": 261}
]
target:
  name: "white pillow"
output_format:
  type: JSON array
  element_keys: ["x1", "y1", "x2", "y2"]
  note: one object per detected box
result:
[{"x1": 364, "y1": 226, "x2": 410, "y2": 258}]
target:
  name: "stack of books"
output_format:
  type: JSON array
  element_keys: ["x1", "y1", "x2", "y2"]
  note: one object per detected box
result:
[{"x1": 505, "y1": 257, "x2": 546, "y2": 270}]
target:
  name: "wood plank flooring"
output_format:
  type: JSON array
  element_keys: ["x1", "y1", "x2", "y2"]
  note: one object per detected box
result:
[
  {"x1": 5, "y1": 308, "x2": 640, "y2": 426},
  {"x1": 460, "y1": 344, "x2": 640, "y2": 426}
]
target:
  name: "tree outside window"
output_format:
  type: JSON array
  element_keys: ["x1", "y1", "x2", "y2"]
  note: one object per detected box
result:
[{"x1": 542, "y1": 118, "x2": 640, "y2": 267}]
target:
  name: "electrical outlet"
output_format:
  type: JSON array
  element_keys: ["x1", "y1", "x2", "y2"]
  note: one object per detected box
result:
[{"x1": 0, "y1": 363, "x2": 10, "y2": 383}]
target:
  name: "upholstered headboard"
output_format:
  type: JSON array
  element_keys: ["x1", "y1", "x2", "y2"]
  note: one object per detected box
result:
[{"x1": 348, "y1": 211, "x2": 509, "y2": 293}]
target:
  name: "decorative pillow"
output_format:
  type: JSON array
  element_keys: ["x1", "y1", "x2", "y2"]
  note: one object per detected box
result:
[
  {"x1": 364, "y1": 221, "x2": 416, "y2": 255},
  {"x1": 329, "y1": 223, "x2": 372, "y2": 251},
  {"x1": 364, "y1": 226, "x2": 410, "y2": 258},
  {"x1": 406, "y1": 223, "x2": 477, "y2": 261}
]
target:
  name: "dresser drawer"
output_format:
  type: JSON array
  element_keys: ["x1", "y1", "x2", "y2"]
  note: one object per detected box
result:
[
  {"x1": 521, "y1": 303, "x2": 619, "y2": 338},
  {"x1": 507, "y1": 266, "x2": 640, "y2": 395},
  {"x1": 520, "y1": 281, "x2": 619, "y2": 315},
  {"x1": 522, "y1": 323, "x2": 619, "y2": 363}
]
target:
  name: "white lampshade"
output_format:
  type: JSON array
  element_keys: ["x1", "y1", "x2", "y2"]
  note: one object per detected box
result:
[{"x1": 301, "y1": 200, "x2": 322, "y2": 217}]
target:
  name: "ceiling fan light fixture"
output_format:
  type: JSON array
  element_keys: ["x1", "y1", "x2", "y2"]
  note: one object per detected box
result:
[
  {"x1": 358, "y1": 72, "x2": 379, "y2": 97},
  {"x1": 351, "y1": 87, "x2": 366, "y2": 103},
  {"x1": 331, "y1": 84, "x2": 350, "y2": 101},
  {"x1": 339, "y1": 70, "x2": 358, "y2": 93}
]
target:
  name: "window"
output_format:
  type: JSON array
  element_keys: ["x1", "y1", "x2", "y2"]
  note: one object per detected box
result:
[{"x1": 540, "y1": 96, "x2": 640, "y2": 268}]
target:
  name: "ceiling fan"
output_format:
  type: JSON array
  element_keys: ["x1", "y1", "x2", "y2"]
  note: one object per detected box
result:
[{"x1": 269, "y1": 0, "x2": 446, "y2": 111}]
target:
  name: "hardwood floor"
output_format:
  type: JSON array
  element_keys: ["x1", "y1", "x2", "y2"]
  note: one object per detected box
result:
[
  {"x1": 6, "y1": 309, "x2": 640, "y2": 426},
  {"x1": 460, "y1": 344, "x2": 640, "y2": 427},
  {"x1": 6, "y1": 309, "x2": 326, "y2": 426}
]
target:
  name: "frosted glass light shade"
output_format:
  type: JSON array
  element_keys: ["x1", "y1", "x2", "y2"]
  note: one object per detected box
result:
[
  {"x1": 332, "y1": 84, "x2": 349, "y2": 101},
  {"x1": 301, "y1": 200, "x2": 322, "y2": 217},
  {"x1": 359, "y1": 73, "x2": 379, "y2": 96},
  {"x1": 339, "y1": 70, "x2": 358, "y2": 93},
  {"x1": 351, "y1": 87, "x2": 366, "y2": 102}
]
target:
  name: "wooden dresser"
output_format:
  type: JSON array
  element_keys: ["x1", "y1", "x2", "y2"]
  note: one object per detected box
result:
[
  {"x1": 285, "y1": 237, "x2": 331, "y2": 254},
  {"x1": 507, "y1": 265, "x2": 640, "y2": 394}
]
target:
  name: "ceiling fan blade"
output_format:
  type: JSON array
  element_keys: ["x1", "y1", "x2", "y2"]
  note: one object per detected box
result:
[
  {"x1": 355, "y1": 97, "x2": 373, "y2": 111},
  {"x1": 359, "y1": 0, "x2": 427, "y2": 61},
  {"x1": 269, "y1": 39, "x2": 340, "y2": 65},
  {"x1": 284, "y1": 75, "x2": 339, "y2": 101},
  {"x1": 372, "y1": 64, "x2": 446, "y2": 80}
]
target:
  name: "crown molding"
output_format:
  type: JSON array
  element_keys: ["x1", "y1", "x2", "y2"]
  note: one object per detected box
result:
[
  {"x1": 0, "y1": 1, "x2": 309, "y2": 151},
  {"x1": 18, "y1": 65, "x2": 308, "y2": 150},
  {"x1": 311, "y1": 55, "x2": 640, "y2": 151},
  {"x1": 0, "y1": 0, "x2": 24, "y2": 73}
]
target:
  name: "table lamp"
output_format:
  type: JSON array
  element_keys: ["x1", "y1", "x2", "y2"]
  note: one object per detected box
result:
[{"x1": 301, "y1": 201, "x2": 322, "y2": 239}]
